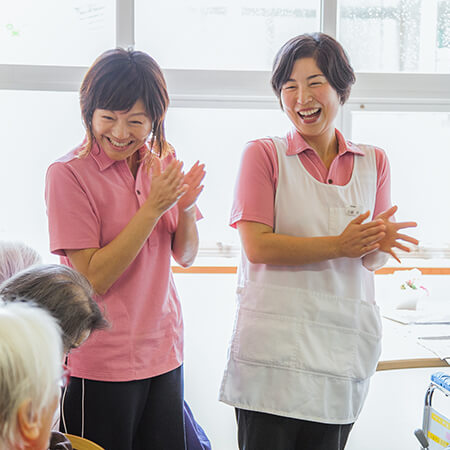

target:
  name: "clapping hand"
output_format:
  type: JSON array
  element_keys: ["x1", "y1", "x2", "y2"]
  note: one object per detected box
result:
[
  {"x1": 146, "y1": 158, "x2": 187, "y2": 218},
  {"x1": 374, "y1": 205, "x2": 418, "y2": 263},
  {"x1": 338, "y1": 211, "x2": 386, "y2": 258},
  {"x1": 177, "y1": 161, "x2": 206, "y2": 213}
]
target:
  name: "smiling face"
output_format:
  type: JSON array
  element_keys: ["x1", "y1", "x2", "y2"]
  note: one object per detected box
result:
[
  {"x1": 280, "y1": 57, "x2": 340, "y2": 146},
  {"x1": 91, "y1": 99, "x2": 153, "y2": 164}
]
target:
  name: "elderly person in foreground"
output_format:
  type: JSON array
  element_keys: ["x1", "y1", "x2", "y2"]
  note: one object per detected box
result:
[
  {"x1": 1, "y1": 252, "x2": 207, "y2": 447},
  {"x1": 0, "y1": 264, "x2": 108, "y2": 354},
  {"x1": 0, "y1": 301, "x2": 64, "y2": 450}
]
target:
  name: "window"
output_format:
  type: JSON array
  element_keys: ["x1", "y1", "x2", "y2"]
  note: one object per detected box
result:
[
  {"x1": 135, "y1": 0, "x2": 320, "y2": 70},
  {"x1": 348, "y1": 109, "x2": 450, "y2": 249},
  {"x1": 338, "y1": 0, "x2": 450, "y2": 73},
  {"x1": 0, "y1": 90, "x2": 83, "y2": 261},
  {"x1": 0, "y1": 0, "x2": 115, "y2": 66},
  {"x1": 166, "y1": 107, "x2": 290, "y2": 254},
  {"x1": 1, "y1": 0, "x2": 449, "y2": 263}
]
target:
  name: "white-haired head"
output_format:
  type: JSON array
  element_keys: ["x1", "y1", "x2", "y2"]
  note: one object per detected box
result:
[
  {"x1": 0, "y1": 301, "x2": 63, "y2": 449},
  {"x1": 0, "y1": 241, "x2": 42, "y2": 285}
]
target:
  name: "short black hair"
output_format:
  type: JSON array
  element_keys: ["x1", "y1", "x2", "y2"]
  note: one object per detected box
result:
[{"x1": 271, "y1": 32, "x2": 356, "y2": 107}]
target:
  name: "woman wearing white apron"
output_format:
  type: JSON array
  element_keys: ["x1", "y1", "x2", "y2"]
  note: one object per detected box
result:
[{"x1": 220, "y1": 33, "x2": 418, "y2": 450}]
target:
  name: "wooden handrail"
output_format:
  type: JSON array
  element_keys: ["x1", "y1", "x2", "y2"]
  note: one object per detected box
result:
[
  {"x1": 172, "y1": 266, "x2": 450, "y2": 275},
  {"x1": 376, "y1": 358, "x2": 449, "y2": 372}
]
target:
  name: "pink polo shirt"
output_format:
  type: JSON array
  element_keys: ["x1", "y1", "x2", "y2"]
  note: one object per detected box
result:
[
  {"x1": 45, "y1": 141, "x2": 193, "y2": 381},
  {"x1": 231, "y1": 128, "x2": 391, "y2": 228}
]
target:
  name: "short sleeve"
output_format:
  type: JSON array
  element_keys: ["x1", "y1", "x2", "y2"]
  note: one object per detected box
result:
[
  {"x1": 230, "y1": 139, "x2": 278, "y2": 229},
  {"x1": 49, "y1": 431, "x2": 73, "y2": 450},
  {"x1": 362, "y1": 147, "x2": 392, "y2": 271},
  {"x1": 45, "y1": 162, "x2": 101, "y2": 256},
  {"x1": 373, "y1": 147, "x2": 392, "y2": 217}
]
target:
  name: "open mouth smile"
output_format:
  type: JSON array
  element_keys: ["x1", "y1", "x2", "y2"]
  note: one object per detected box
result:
[
  {"x1": 106, "y1": 136, "x2": 134, "y2": 149},
  {"x1": 298, "y1": 108, "x2": 321, "y2": 120}
]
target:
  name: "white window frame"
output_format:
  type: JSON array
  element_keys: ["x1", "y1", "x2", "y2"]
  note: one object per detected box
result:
[
  {"x1": 0, "y1": 0, "x2": 449, "y2": 261},
  {"x1": 342, "y1": 74, "x2": 450, "y2": 260}
]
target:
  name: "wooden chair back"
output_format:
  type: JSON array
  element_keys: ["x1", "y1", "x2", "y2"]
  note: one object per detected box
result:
[{"x1": 64, "y1": 433, "x2": 105, "y2": 450}]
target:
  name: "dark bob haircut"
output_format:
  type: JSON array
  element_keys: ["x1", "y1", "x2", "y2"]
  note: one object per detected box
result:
[
  {"x1": 79, "y1": 48, "x2": 170, "y2": 162},
  {"x1": 271, "y1": 32, "x2": 356, "y2": 107}
]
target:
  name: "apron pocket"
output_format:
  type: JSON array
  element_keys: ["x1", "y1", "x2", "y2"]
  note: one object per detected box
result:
[
  {"x1": 232, "y1": 308, "x2": 381, "y2": 381},
  {"x1": 233, "y1": 283, "x2": 382, "y2": 381},
  {"x1": 232, "y1": 308, "x2": 298, "y2": 368},
  {"x1": 298, "y1": 321, "x2": 381, "y2": 381}
]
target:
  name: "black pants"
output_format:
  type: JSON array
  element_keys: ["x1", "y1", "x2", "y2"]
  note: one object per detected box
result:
[
  {"x1": 236, "y1": 408, "x2": 353, "y2": 450},
  {"x1": 60, "y1": 366, "x2": 186, "y2": 450}
]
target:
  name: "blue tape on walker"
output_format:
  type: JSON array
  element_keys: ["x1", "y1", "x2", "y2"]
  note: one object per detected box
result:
[{"x1": 431, "y1": 372, "x2": 450, "y2": 392}]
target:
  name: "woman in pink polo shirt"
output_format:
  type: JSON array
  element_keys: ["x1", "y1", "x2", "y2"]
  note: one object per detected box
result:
[
  {"x1": 45, "y1": 49, "x2": 205, "y2": 450},
  {"x1": 219, "y1": 33, "x2": 418, "y2": 450}
]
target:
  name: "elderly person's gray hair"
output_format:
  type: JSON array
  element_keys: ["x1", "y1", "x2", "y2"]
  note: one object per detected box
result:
[
  {"x1": 0, "y1": 301, "x2": 63, "y2": 448},
  {"x1": 0, "y1": 264, "x2": 108, "y2": 353},
  {"x1": 0, "y1": 241, "x2": 41, "y2": 284}
]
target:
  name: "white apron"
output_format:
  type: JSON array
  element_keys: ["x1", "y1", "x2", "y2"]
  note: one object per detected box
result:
[{"x1": 219, "y1": 137, "x2": 382, "y2": 424}]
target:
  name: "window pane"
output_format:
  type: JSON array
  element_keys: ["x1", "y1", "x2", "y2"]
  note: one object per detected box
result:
[
  {"x1": 338, "y1": 0, "x2": 450, "y2": 73},
  {"x1": 136, "y1": 0, "x2": 320, "y2": 70},
  {"x1": 0, "y1": 0, "x2": 115, "y2": 65},
  {"x1": 165, "y1": 107, "x2": 291, "y2": 251},
  {"x1": 0, "y1": 91, "x2": 84, "y2": 261},
  {"x1": 350, "y1": 110, "x2": 450, "y2": 247}
]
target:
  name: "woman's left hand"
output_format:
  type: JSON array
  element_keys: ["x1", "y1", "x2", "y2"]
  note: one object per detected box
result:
[
  {"x1": 177, "y1": 161, "x2": 206, "y2": 212},
  {"x1": 374, "y1": 205, "x2": 419, "y2": 262}
]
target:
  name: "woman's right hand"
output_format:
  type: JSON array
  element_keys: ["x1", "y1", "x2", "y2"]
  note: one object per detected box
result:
[
  {"x1": 337, "y1": 211, "x2": 386, "y2": 258},
  {"x1": 145, "y1": 157, "x2": 188, "y2": 219}
]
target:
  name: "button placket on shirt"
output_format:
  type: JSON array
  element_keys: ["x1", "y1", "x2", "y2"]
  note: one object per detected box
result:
[
  {"x1": 134, "y1": 162, "x2": 147, "y2": 207},
  {"x1": 326, "y1": 154, "x2": 342, "y2": 186},
  {"x1": 135, "y1": 184, "x2": 144, "y2": 205},
  {"x1": 117, "y1": 160, "x2": 146, "y2": 206}
]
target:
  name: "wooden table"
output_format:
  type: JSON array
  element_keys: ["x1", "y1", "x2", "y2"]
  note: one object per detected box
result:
[{"x1": 376, "y1": 317, "x2": 450, "y2": 371}]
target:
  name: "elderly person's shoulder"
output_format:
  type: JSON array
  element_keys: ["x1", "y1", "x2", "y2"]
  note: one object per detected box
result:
[{"x1": 49, "y1": 431, "x2": 73, "y2": 450}]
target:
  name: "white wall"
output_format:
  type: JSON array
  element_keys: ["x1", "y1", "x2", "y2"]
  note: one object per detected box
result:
[
  {"x1": 177, "y1": 273, "x2": 239, "y2": 449},
  {"x1": 176, "y1": 272, "x2": 450, "y2": 450}
]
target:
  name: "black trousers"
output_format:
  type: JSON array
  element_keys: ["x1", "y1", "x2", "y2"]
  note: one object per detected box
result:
[
  {"x1": 60, "y1": 365, "x2": 186, "y2": 450},
  {"x1": 236, "y1": 408, "x2": 353, "y2": 450}
]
